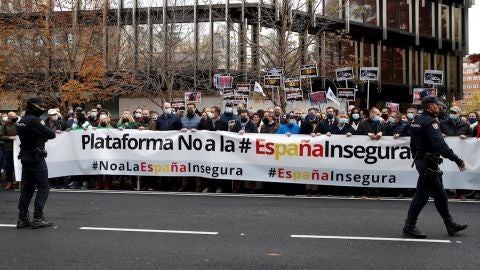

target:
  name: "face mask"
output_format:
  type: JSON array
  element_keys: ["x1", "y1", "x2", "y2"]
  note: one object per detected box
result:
[
  {"x1": 289, "y1": 119, "x2": 296, "y2": 125},
  {"x1": 73, "y1": 118, "x2": 78, "y2": 124},
  {"x1": 301, "y1": 113, "x2": 307, "y2": 120},
  {"x1": 468, "y1": 118, "x2": 477, "y2": 124},
  {"x1": 339, "y1": 118, "x2": 349, "y2": 125},
  {"x1": 164, "y1": 109, "x2": 172, "y2": 115},
  {"x1": 389, "y1": 117, "x2": 395, "y2": 124},
  {"x1": 99, "y1": 114, "x2": 107, "y2": 120},
  {"x1": 11, "y1": 117, "x2": 18, "y2": 123},
  {"x1": 134, "y1": 112, "x2": 142, "y2": 118},
  {"x1": 352, "y1": 113, "x2": 359, "y2": 120},
  {"x1": 51, "y1": 115, "x2": 58, "y2": 121},
  {"x1": 407, "y1": 113, "x2": 414, "y2": 120},
  {"x1": 68, "y1": 109, "x2": 74, "y2": 114},
  {"x1": 372, "y1": 115, "x2": 381, "y2": 122},
  {"x1": 90, "y1": 112, "x2": 98, "y2": 118},
  {"x1": 207, "y1": 112, "x2": 214, "y2": 119},
  {"x1": 240, "y1": 117, "x2": 248, "y2": 123},
  {"x1": 327, "y1": 112, "x2": 334, "y2": 119},
  {"x1": 2, "y1": 116, "x2": 8, "y2": 122},
  {"x1": 275, "y1": 111, "x2": 281, "y2": 117},
  {"x1": 187, "y1": 109, "x2": 195, "y2": 116},
  {"x1": 381, "y1": 113, "x2": 389, "y2": 120},
  {"x1": 449, "y1": 114, "x2": 459, "y2": 121},
  {"x1": 262, "y1": 118, "x2": 270, "y2": 125},
  {"x1": 225, "y1": 107, "x2": 233, "y2": 114},
  {"x1": 308, "y1": 114, "x2": 317, "y2": 121}
]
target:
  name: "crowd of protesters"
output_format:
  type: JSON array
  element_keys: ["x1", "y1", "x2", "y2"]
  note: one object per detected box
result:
[{"x1": 1, "y1": 101, "x2": 479, "y2": 200}]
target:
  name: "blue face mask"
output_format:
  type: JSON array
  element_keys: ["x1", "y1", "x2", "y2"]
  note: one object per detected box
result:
[
  {"x1": 289, "y1": 119, "x2": 296, "y2": 125},
  {"x1": 372, "y1": 116, "x2": 381, "y2": 122},
  {"x1": 389, "y1": 117, "x2": 395, "y2": 124},
  {"x1": 468, "y1": 118, "x2": 477, "y2": 124},
  {"x1": 449, "y1": 114, "x2": 459, "y2": 121},
  {"x1": 339, "y1": 118, "x2": 349, "y2": 125},
  {"x1": 407, "y1": 113, "x2": 414, "y2": 120},
  {"x1": 352, "y1": 113, "x2": 359, "y2": 120},
  {"x1": 225, "y1": 107, "x2": 233, "y2": 114}
]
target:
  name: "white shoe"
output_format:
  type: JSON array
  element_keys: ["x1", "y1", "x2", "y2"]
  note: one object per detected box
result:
[
  {"x1": 216, "y1": 188, "x2": 222, "y2": 193},
  {"x1": 202, "y1": 187, "x2": 210, "y2": 193}
]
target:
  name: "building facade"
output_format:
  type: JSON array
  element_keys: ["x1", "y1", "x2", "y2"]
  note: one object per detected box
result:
[
  {"x1": 457, "y1": 59, "x2": 480, "y2": 112},
  {"x1": 0, "y1": 0, "x2": 477, "y2": 112}
]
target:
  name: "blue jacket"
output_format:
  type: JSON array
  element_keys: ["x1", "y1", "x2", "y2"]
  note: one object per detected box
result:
[
  {"x1": 156, "y1": 114, "x2": 181, "y2": 131},
  {"x1": 329, "y1": 123, "x2": 354, "y2": 135},
  {"x1": 385, "y1": 121, "x2": 407, "y2": 136},
  {"x1": 276, "y1": 123, "x2": 300, "y2": 134},
  {"x1": 181, "y1": 114, "x2": 201, "y2": 129}
]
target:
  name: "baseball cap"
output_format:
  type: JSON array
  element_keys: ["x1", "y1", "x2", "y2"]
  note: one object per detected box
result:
[
  {"x1": 47, "y1": 109, "x2": 58, "y2": 115},
  {"x1": 449, "y1": 106, "x2": 461, "y2": 113},
  {"x1": 225, "y1": 101, "x2": 233, "y2": 107},
  {"x1": 285, "y1": 112, "x2": 296, "y2": 119}
]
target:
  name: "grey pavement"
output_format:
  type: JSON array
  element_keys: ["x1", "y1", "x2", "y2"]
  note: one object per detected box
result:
[{"x1": 0, "y1": 190, "x2": 479, "y2": 270}]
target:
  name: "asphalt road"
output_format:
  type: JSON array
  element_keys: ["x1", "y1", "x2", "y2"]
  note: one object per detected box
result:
[{"x1": 0, "y1": 190, "x2": 479, "y2": 270}]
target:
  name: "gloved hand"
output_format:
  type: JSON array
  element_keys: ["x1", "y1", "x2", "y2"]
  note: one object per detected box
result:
[{"x1": 457, "y1": 160, "x2": 466, "y2": 172}]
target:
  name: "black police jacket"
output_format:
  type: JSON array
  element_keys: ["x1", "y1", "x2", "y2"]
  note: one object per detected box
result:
[
  {"x1": 16, "y1": 114, "x2": 56, "y2": 151},
  {"x1": 409, "y1": 111, "x2": 461, "y2": 164}
]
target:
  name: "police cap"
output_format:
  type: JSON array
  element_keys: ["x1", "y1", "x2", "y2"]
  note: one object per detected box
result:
[
  {"x1": 421, "y1": 96, "x2": 444, "y2": 106},
  {"x1": 26, "y1": 97, "x2": 45, "y2": 106}
]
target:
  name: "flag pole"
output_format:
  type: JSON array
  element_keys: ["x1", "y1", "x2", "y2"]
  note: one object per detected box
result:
[{"x1": 367, "y1": 80, "x2": 370, "y2": 109}]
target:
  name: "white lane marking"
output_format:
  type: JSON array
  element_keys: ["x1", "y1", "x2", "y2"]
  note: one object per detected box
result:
[
  {"x1": 291, "y1": 235, "x2": 451, "y2": 243},
  {"x1": 0, "y1": 224, "x2": 16, "y2": 228},
  {"x1": 79, "y1": 227, "x2": 218, "y2": 235}
]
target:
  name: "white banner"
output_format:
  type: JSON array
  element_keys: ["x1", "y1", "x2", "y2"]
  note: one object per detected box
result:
[{"x1": 14, "y1": 130, "x2": 480, "y2": 189}]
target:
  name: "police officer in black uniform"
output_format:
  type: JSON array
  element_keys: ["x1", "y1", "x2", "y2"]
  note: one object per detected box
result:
[
  {"x1": 403, "y1": 96, "x2": 467, "y2": 238},
  {"x1": 16, "y1": 97, "x2": 56, "y2": 229}
]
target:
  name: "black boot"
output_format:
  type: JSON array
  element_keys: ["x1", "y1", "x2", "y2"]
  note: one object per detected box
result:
[
  {"x1": 31, "y1": 210, "x2": 52, "y2": 229},
  {"x1": 444, "y1": 218, "x2": 467, "y2": 236},
  {"x1": 402, "y1": 218, "x2": 427, "y2": 239},
  {"x1": 16, "y1": 211, "x2": 31, "y2": 229}
]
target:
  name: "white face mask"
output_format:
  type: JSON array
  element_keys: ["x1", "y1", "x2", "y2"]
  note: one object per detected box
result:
[
  {"x1": 164, "y1": 108, "x2": 172, "y2": 115},
  {"x1": 99, "y1": 114, "x2": 107, "y2": 120},
  {"x1": 207, "y1": 112, "x2": 214, "y2": 119},
  {"x1": 134, "y1": 112, "x2": 142, "y2": 118},
  {"x1": 2, "y1": 116, "x2": 8, "y2": 122},
  {"x1": 90, "y1": 112, "x2": 98, "y2": 118},
  {"x1": 51, "y1": 115, "x2": 58, "y2": 121}
]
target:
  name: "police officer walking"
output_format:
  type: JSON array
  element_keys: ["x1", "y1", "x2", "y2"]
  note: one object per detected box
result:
[
  {"x1": 403, "y1": 96, "x2": 467, "y2": 238},
  {"x1": 16, "y1": 97, "x2": 56, "y2": 229}
]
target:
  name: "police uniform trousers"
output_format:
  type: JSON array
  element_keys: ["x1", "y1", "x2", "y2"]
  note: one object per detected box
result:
[
  {"x1": 407, "y1": 159, "x2": 451, "y2": 221},
  {"x1": 18, "y1": 157, "x2": 49, "y2": 213}
]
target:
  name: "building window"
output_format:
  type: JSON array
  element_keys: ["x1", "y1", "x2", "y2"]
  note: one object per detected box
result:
[
  {"x1": 387, "y1": 0, "x2": 409, "y2": 31},
  {"x1": 419, "y1": 1, "x2": 433, "y2": 37},
  {"x1": 349, "y1": 0, "x2": 377, "y2": 25}
]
